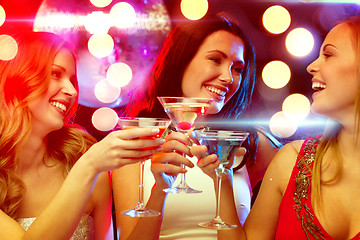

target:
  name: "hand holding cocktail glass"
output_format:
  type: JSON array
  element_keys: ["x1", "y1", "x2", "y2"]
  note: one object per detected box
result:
[
  {"x1": 157, "y1": 97, "x2": 213, "y2": 194},
  {"x1": 192, "y1": 129, "x2": 249, "y2": 230},
  {"x1": 117, "y1": 117, "x2": 171, "y2": 217}
]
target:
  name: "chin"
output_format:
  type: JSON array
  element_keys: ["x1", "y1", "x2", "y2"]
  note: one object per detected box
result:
[
  {"x1": 207, "y1": 105, "x2": 222, "y2": 115},
  {"x1": 49, "y1": 120, "x2": 65, "y2": 132}
]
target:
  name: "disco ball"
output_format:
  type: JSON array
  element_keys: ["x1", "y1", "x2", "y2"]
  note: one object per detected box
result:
[{"x1": 34, "y1": 0, "x2": 171, "y2": 108}]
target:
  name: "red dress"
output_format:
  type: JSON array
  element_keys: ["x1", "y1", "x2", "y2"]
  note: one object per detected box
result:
[{"x1": 275, "y1": 138, "x2": 360, "y2": 240}]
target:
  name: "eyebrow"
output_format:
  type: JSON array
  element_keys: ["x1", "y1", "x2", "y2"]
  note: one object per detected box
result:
[
  {"x1": 322, "y1": 43, "x2": 337, "y2": 51},
  {"x1": 208, "y1": 50, "x2": 245, "y2": 65},
  {"x1": 52, "y1": 64, "x2": 66, "y2": 72}
]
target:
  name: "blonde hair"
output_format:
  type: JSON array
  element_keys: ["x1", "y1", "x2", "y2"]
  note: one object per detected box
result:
[
  {"x1": 0, "y1": 32, "x2": 96, "y2": 218},
  {"x1": 311, "y1": 15, "x2": 360, "y2": 210}
]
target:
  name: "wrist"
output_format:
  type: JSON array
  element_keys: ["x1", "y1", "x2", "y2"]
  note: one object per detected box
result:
[{"x1": 70, "y1": 157, "x2": 99, "y2": 185}]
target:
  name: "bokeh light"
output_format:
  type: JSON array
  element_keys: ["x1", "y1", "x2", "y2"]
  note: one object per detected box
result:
[
  {"x1": 0, "y1": 35, "x2": 18, "y2": 61},
  {"x1": 94, "y1": 79, "x2": 121, "y2": 103},
  {"x1": 282, "y1": 93, "x2": 311, "y2": 121},
  {"x1": 92, "y1": 107, "x2": 118, "y2": 131},
  {"x1": 286, "y1": 28, "x2": 314, "y2": 57},
  {"x1": 269, "y1": 111, "x2": 298, "y2": 138},
  {"x1": 262, "y1": 5, "x2": 291, "y2": 34},
  {"x1": 109, "y1": 2, "x2": 136, "y2": 29},
  {"x1": 262, "y1": 60, "x2": 291, "y2": 89},
  {"x1": 180, "y1": 0, "x2": 208, "y2": 20},
  {"x1": 87, "y1": 33, "x2": 114, "y2": 58},
  {"x1": 106, "y1": 62, "x2": 133, "y2": 88},
  {"x1": 0, "y1": 5, "x2": 5, "y2": 27},
  {"x1": 33, "y1": 0, "x2": 171, "y2": 109},
  {"x1": 84, "y1": 11, "x2": 112, "y2": 34},
  {"x1": 90, "y1": 0, "x2": 112, "y2": 8}
]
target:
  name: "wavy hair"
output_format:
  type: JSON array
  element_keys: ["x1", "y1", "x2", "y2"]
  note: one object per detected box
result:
[
  {"x1": 311, "y1": 15, "x2": 360, "y2": 211},
  {"x1": 0, "y1": 32, "x2": 96, "y2": 218},
  {"x1": 124, "y1": 13, "x2": 256, "y2": 120}
]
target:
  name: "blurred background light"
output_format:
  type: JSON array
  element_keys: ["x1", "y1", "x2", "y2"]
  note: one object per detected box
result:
[
  {"x1": 106, "y1": 62, "x2": 133, "y2": 88},
  {"x1": 301, "y1": 0, "x2": 360, "y2": 2},
  {"x1": 34, "y1": 12, "x2": 81, "y2": 32},
  {"x1": 32, "y1": 0, "x2": 171, "y2": 109},
  {"x1": 90, "y1": 0, "x2": 112, "y2": 8},
  {"x1": 84, "y1": 11, "x2": 111, "y2": 34},
  {"x1": 180, "y1": 0, "x2": 208, "y2": 20},
  {"x1": 2, "y1": 0, "x2": 357, "y2": 139},
  {"x1": 286, "y1": 28, "x2": 315, "y2": 57},
  {"x1": 87, "y1": 33, "x2": 114, "y2": 58},
  {"x1": 0, "y1": 34, "x2": 18, "y2": 61},
  {"x1": 94, "y1": 79, "x2": 121, "y2": 103},
  {"x1": 91, "y1": 107, "x2": 118, "y2": 131},
  {"x1": 262, "y1": 5, "x2": 291, "y2": 34},
  {"x1": 262, "y1": 60, "x2": 291, "y2": 89},
  {"x1": 109, "y1": 2, "x2": 136, "y2": 29},
  {"x1": 0, "y1": 5, "x2": 5, "y2": 27},
  {"x1": 269, "y1": 111, "x2": 298, "y2": 138},
  {"x1": 282, "y1": 93, "x2": 311, "y2": 121}
]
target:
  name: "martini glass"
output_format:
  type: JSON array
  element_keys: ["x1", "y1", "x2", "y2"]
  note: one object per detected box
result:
[
  {"x1": 118, "y1": 117, "x2": 171, "y2": 217},
  {"x1": 194, "y1": 129, "x2": 249, "y2": 230},
  {"x1": 157, "y1": 96, "x2": 213, "y2": 194}
]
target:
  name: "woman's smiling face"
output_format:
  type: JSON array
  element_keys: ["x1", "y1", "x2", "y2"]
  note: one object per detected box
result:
[
  {"x1": 181, "y1": 30, "x2": 245, "y2": 115},
  {"x1": 307, "y1": 23, "x2": 358, "y2": 123},
  {"x1": 29, "y1": 48, "x2": 78, "y2": 136}
]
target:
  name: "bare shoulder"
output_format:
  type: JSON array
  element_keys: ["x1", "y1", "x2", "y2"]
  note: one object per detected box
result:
[
  {"x1": 0, "y1": 210, "x2": 24, "y2": 239},
  {"x1": 91, "y1": 172, "x2": 112, "y2": 206},
  {"x1": 270, "y1": 140, "x2": 303, "y2": 170},
  {"x1": 265, "y1": 139, "x2": 304, "y2": 194}
]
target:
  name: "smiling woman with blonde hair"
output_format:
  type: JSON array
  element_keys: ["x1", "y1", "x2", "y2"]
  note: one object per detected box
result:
[{"x1": 0, "y1": 31, "x2": 165, "y2": 240}]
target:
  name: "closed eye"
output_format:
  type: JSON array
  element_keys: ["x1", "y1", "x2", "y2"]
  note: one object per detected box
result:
[
  {"x1": 233, "y1": 66, "x2": 244, "y2": 75},
  {"x1": 323, "y1": 52, "x2": 332, "y2": 58},
  {"x1": 209, "y1": 56, "x2": 221, "y2": 64},
  {"x1": 232, "y1": 62, "x2": 245, "y2": 75}
]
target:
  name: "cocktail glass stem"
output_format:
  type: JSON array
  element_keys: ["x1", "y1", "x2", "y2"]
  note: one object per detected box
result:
[
  {"x1": 214, "y1": 169, "x2": 224, "y2": 224},
  {"x1": 163, "y1": 154, "x2": 202, "y2": 193},
  {"x1": 179, "y1": 163, "x2": 187, "y2": 187},
  {"x1": 198, "y1": 167, "x2": 236, "y2": 229},
  {"x1": 122, "y1": 160, "x2": 160, "y2": 217},
  {"x1": 136, "y1": 161, "x2": 146, "y2": 210}
]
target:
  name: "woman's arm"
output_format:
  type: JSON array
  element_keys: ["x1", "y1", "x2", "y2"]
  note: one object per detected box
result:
[
  {"x1": 219, "y1": 141, "x2": 302, "y2": 240},
  {"x1": 92, "y1": 172, "x2": 114, "y2": 240},
  {"x1": 246, "y1": 131, "x2": 281, "y2": 190},
  {"x1": 0, "y1": 128, "x2": 164, "y2": 240}
]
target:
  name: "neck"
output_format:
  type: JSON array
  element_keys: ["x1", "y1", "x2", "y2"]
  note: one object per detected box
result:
[
  {"x1": 337, "y1": 125, "x2": 360, "y2": 162},
  {"x1": 17, "y1": 131, "x2": 47, "y2": 171}
]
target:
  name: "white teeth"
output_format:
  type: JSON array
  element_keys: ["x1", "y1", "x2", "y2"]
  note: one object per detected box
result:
[
  {"x1": 205, "y1": 86, "x2": 226, "y2": 96},
  {"x1": 312, "y1": 82, "x2": 326, "y2": 91},
  {"x1": 50, "y1": 101, "x2": 67, "y2": 112}
]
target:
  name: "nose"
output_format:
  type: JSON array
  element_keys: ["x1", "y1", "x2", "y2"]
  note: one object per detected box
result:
[
  {"x1": 62, "y1": 79, "x2": 78, "y2": 98},
  {"x1": 219, "y1": 64, "x2": 234, "y2": 84},
  {"x1": 306, "y1": 58, "x2": 319, "y2": 75}
]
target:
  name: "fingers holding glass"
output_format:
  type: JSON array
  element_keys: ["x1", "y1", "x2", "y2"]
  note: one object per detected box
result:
[
  {"x1": 194, "y1": 129, "x2": 249, "y2": 230},
  {"x1": 117, "y1": 117, "x2": 171, "y2": 217}
]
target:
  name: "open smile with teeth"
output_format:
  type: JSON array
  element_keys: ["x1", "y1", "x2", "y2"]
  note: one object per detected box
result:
[
  {"x1": 50, "y1": 101, "x2": 67, "y2": 113},
  {"x1": 312, "y1": 82, "x2": 326, "y2": 91},
  {"x1": 205, "y1": 86, "x2": 226, "y2": 97}
]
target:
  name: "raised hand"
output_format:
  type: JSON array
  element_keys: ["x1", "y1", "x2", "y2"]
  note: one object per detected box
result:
[
  {"x1": 150, "y1": 131, "x2": 193, "y2": 189},
  {"x1": 79, "y1": 127, "x2": 165, "y2": 174},
  {"x1": 191, "y1": 144, "x2": 247, "y2": 180}
]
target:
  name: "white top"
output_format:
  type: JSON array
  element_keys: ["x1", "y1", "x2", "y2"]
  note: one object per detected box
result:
[{"x1": 143, "y1": 156, "x2": 252, "y2": 239}]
